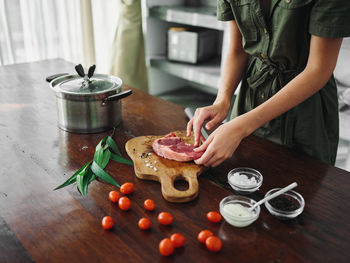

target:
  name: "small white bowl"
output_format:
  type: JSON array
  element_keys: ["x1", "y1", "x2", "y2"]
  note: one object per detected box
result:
[
  {"x1": 264, "y1": 188, "x2": 305, "y2": 220},
  {"x1": 227, "y1": 167, "x2": 263, "y2": 194},
  {"x1": 219, "y1": 195, "x2": 260, "y2": 227}
]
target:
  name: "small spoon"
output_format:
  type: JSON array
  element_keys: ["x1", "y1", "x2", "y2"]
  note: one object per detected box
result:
[{"x1": 249, "y1": 182, "x2": 298, "y2": 212}]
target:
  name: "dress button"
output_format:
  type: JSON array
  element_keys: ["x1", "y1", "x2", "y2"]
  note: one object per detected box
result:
[
  {"x1": 263, "y1": 28, "x2": 268, "y2": 34},
  {"x1": 261, "y1": 53, "x2": 267, "y2": 59},
  {"x1": 285, "y1": 0, "x2": 290, "y2": 3},
  {"x1": 261, "y1": 94, "x2": 265, "y2": 99}
]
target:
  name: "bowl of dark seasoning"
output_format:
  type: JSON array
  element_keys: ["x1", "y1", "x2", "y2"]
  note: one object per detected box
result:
[{"x1": 264, "y1": 188, "x2": 305, "y2": 220}]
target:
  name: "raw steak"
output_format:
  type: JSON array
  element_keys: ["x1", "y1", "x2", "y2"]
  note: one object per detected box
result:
[{"x1": 152, "y1": 132, "x2": 204, "y2": 162}]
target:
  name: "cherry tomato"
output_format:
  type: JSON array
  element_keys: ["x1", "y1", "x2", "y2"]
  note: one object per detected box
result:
[
  {"x1": 118, "y1": 196, "x2": 131, "y2": 211},
  {"x1": 101, "y1": 216, "x2": 114, "y2": 230},
  {"x1": 108, "y1": 190, "x2": 120, "y2": 203},
  {"x1": 159, "y1": 238, "x2": 174, "y2": 256},
  {"x1": 205, "y1": 236, "x2": 222, "y2": 252},
  {"x1": 120, "y1": 182, "x2": 134, "y2": 194},
  {"x1": 197, "y1": 230, "x2": 213, "y2": 243},
  {"x1": 144, "y1": 199, "x2": 155, "y2": 211},
  {"x1": 157, "y1": 212, "x2": 173, "y2": 225},
  {"x1": 206, "y1": 211, "x2": 222, "y2": 223},
  {"x1": 138, "y1": 218, "x2": 151, "y2": 230},
  {"x1": 170, "y1": 233, "x2": 186, "y2": 248}
]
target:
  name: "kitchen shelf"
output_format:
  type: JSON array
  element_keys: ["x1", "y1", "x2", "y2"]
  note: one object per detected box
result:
[
  {"x1": 143, "y1": 0, "x2": 227, "y2": 95},
  {"x1": 150, "y1": 57, "x2": 221, "y2": 89},
  {"x1": 148, "y1": 5, "x2": 224, "y2": 31}
]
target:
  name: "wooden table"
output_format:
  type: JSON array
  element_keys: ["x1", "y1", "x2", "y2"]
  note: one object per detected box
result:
[{"x1": 1, "y1": 59, "x2": 349, "y2": 263}]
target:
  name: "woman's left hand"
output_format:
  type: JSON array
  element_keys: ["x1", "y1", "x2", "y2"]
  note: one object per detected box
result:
[{"x1": 194, "y1": 116, "x2": 249, "y2": 167}]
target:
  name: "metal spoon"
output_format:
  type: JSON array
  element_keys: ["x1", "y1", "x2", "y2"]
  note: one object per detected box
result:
[{"x1": 248, "y1": 182, "x2": 298, "y2": 212}]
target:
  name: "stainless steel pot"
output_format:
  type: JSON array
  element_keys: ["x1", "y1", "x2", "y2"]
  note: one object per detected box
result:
[{"x1": 47, "y1": 68, "x2": 132, "y2": 133}]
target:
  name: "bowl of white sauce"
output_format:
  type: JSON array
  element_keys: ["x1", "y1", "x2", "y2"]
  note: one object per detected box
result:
[
  {"x1": 219, "y1": 195, "x2": 260, "y2": 227},
  {"x1": 228, "y1": 167, "x2": 263, "y2": 194}
]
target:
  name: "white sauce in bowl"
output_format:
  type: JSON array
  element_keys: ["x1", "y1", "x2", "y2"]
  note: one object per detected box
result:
[
  {"x1": 223, "y1": 203, "x2": 252, "y2": 218},
  {"x1": 222, "y1": 203, "x2": 255, "y2": 227}
]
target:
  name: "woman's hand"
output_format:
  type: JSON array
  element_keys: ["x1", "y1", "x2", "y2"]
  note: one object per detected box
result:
[
  {"x1": 187, "y1": 101, "x2": 230, "y2": 146},
  {"x1": 193, "y1": 115, "x2": 249, "y2": 167},
  {"x1": 186, "y1": 21, "x2": 249, "y2": 147}
]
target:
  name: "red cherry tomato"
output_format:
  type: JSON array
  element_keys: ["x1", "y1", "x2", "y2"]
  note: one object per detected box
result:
[
  {"x1": 120, "y1": 182, "x2": 134, "y2": 194},
  {"x1": 157, "y1": 212, "x2": 173, "y2": 225},
  {"x1": 138, "y1": 218, "x2": 151, "y2": 230},
  {"x1": 108, "y1": 191, "x2": 120, "y2": 203},
  {"x1": 205, "y1": 236, "x2": 222, "y2": 252},
  {"x1": 170, "y1": 233, "x2": 186, "y2": 248},
  {"x1": 206, "y1": 211, "x2": 222, "y2": 223},
  {"x1": 101, "y1": 216, "x2": 114, "y2": 230},
  {"x1": 118, "y1": 196, "x2": 131, "y2": 211},
  {"x1": 197, "y1": 230, "x2": 213, "y2": 243},
  {"x1": 159, "y1": 238, "x2": 174, "y2": 256},
  {"x1": 144, "y1": 199, "x2": 155, "y2": 211}
]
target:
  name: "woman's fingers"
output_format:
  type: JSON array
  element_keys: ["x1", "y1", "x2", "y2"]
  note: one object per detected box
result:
[
  {"x1": 194, "y1": 149, "x2": 214, "y2": 166},
  {"x1": 205, "y1": 114, "x2": 223, "y2": 130},
  {"x1": 195, "y1": 150, "x2": 225, "y2": 167},
  {"x1": 192, "y1": 109, "x2": 209, "y2": 146},
  {"x1": 194, "y1": 135, "x2": 213, "y2": 152},
  {"x1": 193, "y1": 118, "x2": 247, "y2": 167},
  {"x1": 209, "y1": 157, "x2": 226, "y2": 167},
  {"x1": 194, "y1": 137, "x2": 216, "y2": 166},
  {"x1": 186, "y1": 118, "x2": 194, "y2": 137}
]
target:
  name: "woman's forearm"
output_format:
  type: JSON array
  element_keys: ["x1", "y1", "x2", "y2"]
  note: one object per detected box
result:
[{"x1": 215, "y1": 21, "x2": 249, "y2": 108}]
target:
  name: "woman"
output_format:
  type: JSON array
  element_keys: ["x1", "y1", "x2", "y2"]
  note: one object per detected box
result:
[{"x1": 187, "y1": 0, "x2": 350, "y2": 166}]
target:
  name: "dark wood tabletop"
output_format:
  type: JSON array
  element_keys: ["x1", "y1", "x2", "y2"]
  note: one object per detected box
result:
[{"x1": 1, "y1": 59, "x2": 349, "y2": 263}]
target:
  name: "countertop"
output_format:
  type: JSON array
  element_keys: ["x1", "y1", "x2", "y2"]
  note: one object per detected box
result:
[{"x1": 1, "y1": 59, "x2": 350, "y2": 263}]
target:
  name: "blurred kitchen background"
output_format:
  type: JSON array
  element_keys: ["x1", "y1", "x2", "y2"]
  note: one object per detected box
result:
[{"x1": 0, "y1": 0, "x2": 349, "y2": 171}]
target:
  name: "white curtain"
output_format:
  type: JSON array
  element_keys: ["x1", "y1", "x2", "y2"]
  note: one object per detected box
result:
[{"x1": 0, "y1": 0, "x2": 120, "y2": 73}]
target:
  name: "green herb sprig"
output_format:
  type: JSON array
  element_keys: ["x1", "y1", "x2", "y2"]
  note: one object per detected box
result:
[{"x1": 54, "y1": 135, "x2": 133, "y2": 196}]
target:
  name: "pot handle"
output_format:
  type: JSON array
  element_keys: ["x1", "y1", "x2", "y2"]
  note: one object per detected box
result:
[
  {"x1": 102, "y1": 90, "x2": 132, "y2": 104},
  {"x1": 75, "y1": 64, "x2": 85, "y2": 78},
  {"x1": 46, "y1": 73, "x2": 69, "y2": 83}
]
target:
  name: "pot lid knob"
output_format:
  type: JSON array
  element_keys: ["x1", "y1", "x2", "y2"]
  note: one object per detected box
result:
[{"x1": 75, "y1": 64, "x2": 97, "y2": 91}]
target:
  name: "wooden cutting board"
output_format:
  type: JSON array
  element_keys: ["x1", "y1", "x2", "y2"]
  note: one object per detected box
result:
[{"x1": 125, "y1": 131, "x2": 207, "y2": 203}]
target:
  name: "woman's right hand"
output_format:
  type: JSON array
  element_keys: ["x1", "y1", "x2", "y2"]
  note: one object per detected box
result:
[{"x1": 186, "y1": 101, "x2": 230, "y2": 146}]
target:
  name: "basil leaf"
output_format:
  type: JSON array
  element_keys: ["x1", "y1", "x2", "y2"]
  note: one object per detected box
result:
[
  {"x1": 96, "y1": 136, "x2": 107, "y2": 150},
  {"x1": 54, "y1": 134, "x2": 128, "y2": 195},
  {"x1": 91, "y1": 161, "x2": 120, "y2": 188},
  {"x1": 88, "y1": 172, "x2": 97, "y2": 184},
  {"x1": 82, "y1": 168, "x2": 94, "y2": 194},
  {"x1": 94, "y1": 137, "x2": 107, "y2": 165},
  {"x1": 101, "y1": 149, "x2": 111, "y2": 169},
  {"x1": 54, "y1": 174, "x2": 77, "y2": 191},
  {"x1": 76, "y1": 172, "x2": 84, "y2": 195},
  {"x1": 110, "y1": 154, "x2": 133, "y2": 166},
  {"x1": 106, "y1": 136, "x2": 121, "y2": 156},
  {"x1": 54, "y1": 161, "x2": 91, "y2": 190},
  {"x1": 76, "y1": 162, "x2": 92, "y2": 196},
  {"x1": 103, "y1": 143, "x2": 109, "y2": 151}
]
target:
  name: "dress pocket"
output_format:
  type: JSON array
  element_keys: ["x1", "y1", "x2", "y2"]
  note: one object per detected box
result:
[{"x1": 228, "y1": 0, "x2": 257, "y2": 42}]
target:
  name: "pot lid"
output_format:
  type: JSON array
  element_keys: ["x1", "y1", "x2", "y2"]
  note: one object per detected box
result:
[{"x1": 51, "y1": 74, "x2": 122, "y2": 95}]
